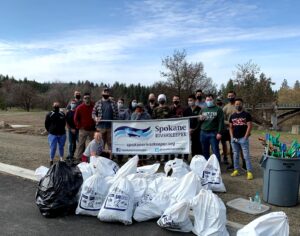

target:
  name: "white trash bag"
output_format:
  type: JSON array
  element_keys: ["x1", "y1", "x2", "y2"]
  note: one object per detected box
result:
[
  {"x1": 126, "y1": 173, "x2": 148, "y2": 205},
  {"x1": 77, "y1": 162, "x2": 93, "y2": 181},
  {"x1": 153, "y1": 176, "x2": 180, "y2": 196},
  {"x1": 190, "y1": 155, "x2": 207, "y2": 177},
  {"x1": 157, "y1": 200, "x2": 193, "y2": 233},
  {"x1": 134, "y1": 188, "x2": 171, "y2": 222},
  {"x1": 164, "y1": 158, "x2": 191, "y2": 178},
  {"x1": 237, "y1": 211, "x2": 289, "y2": 236},
  {"x1": 113, "y1": 155, "x2": 139, "y2": 182},
  {"x1": 137, "y1": 163, "x2": 160, "y2": 174},
  {"x1": 191, "y1": 189, "x2": 228, "y2": 236},
  {"x1": 172, "y1": 171, "x2": 201, "y2": 203},
  {"x1": 90, "y1": 156, "x2": 119, "y2": 177},
  {"x1": 201, "y1": 154, "x2": 226, "y2": 192},
  {"x1": 34, "y1": 166, "x2": 49, "y2": 181},
  {"x1": 98, "y1": 177, "x2": 135, "y2": 225},
  {"x1": 76, "y1": 174, "x2": 110, "y2": 216}
]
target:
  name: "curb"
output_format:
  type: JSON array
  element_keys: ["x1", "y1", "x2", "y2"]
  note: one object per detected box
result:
[
  {"x1": 0, "y1": 162, "x2": 37, "y2": 181},
  {"x1": 0, "y1": 162, "x2": 244, "y2": 234}
]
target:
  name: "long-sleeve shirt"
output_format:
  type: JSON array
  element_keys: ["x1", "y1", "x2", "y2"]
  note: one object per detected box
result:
[
  {"x1": 183, "y1": 106, "x2": 201, "y2": 130},
  {"x1": 223, "y1": 103, "x2": 236, "y2": 125},
  {"x1": 200, "y1": 105, "x2": 224, "y2": 133},
  {"x1": 92, "y1": 99, "x2": 118, "y2": 129},
  {"x1": 152, "y1": 106, "x2": 171, "y2": 119},
  {"x1": 74, "y1": 103, "x2": 95, "y2": 131},
  {"x1": 45, "y1": 111, "x2": 66, "y2": 135},
  {"x1": 169, "y1": 105, "x2": 185, "y2": 118}
]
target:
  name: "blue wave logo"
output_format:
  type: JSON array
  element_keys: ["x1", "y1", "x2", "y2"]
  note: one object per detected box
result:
[{"x1": 114, "y1": 126, "x2": 152, "y2": 138}]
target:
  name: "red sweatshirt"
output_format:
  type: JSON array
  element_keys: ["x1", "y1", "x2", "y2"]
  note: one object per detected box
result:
[{"x1": 74, "y1": 102, "x2": 95, "y2": 131}]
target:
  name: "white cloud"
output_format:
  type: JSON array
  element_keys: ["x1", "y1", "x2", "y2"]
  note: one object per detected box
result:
[{"x1": 0, "y1": 0, "x2": 299, "y2": 86}]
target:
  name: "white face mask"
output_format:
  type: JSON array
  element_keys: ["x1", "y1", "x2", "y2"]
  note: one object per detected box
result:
[
  {"x1": 70, "y1": 104, "x2": 76, "y2": 110},
  {"x1": 131, "y1": 102, "x2": 137, "y2": 108},
  {"x1": 118, "y1": 102, "x2": 124, "y2": 109}
]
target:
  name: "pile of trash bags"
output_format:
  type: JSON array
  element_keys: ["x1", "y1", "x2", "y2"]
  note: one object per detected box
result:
[{"x1": 35, "y1": 154, "x2": 228, "y2": 234}]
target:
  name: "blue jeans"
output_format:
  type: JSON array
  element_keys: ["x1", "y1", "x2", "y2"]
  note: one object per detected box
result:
[
  {"x1": 48, "y1": 134, "x2": 66, "y2": 160},
  {"x1": 231, "y1": 137, "x2": 252, "y2": 171},
  {"x1": 68, "y1": 129, "x2": 78, "y2": 158},
  {"x1": 200, "y1": 131, "x2": 221, "y2": 161}
]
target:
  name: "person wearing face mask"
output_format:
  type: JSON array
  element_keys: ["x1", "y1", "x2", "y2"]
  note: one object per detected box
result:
[
  {"x1": 229, "y1": 98, "x2": 253, "y2": 180},
  {"x1": 92, "y1": 88, "x2": 118, "y2": 153},
  {"x1": 116, "y1": 98, "x2": 127, "y2": 164},
  {"x1": 169, "y1": 95, "x2": 185, "y2": 160},
  {"x1": 145, "y1": 93, "x2": 158, "y2": 117},
  {"x1": 216, "y1": 96, "x2": 224, "y2": 107},
  {"x1": 65, "y1": 100, "x2": 79, "y2": 160},
  {"x1": 74, "y1": 93, "x2": 95, "y2": 163},
  {"x1": 45, "y1": 102, "x2": 66, "y2": 166},
  {"x1": 223, "y1": 91, "x2": 246, "y2": 170},
  {"x1": 183, "y1": 94, "x2": 202, "y2": 161},
  {"x1": 130, "y1": 103, "x2": 151, "y2": 166},
  {"x1": 152, "y1": 94, "x2": 171, "y2": 119},
  {"x1": 199, "y1": 94, "x2": 224, "y2": 162},
  {"x1": 170, "y1": 95, "x2": 184, "y2": 118},
  {"x1": 125, "y1": 98, "x2": 138, "y2": 120},
  {"x1": 66, "y1": 90, "x2": 82, "y2": 110},
  {"x1": 195, "y1": 89, "x2": 206, "y2": 109},
  {"x1": 131, "y1": 102, "x2": 151, "y2": 120},
  {"x1": 117, "y1": 98, "x2": 127, "y2": 120},
  {"x1": 153, "y1": 94, "x2": 171, "y2": 163}
]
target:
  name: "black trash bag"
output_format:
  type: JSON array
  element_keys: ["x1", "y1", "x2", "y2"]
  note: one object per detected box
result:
[{"x1": 35, "y1": 161, "x2": 83, "y2": 217}]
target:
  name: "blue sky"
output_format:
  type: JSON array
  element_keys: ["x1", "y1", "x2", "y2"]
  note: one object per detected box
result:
[{"x1": 0, "y1": 0, "x2": 299, "y2": 89}]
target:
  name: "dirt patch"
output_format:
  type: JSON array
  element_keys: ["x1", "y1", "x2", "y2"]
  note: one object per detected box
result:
[
  {"x1": 0, "y1": 111, "x2": 47, "y2": 136},
  {"x1": 0, "y1": 111, "x2": 299, "y2": 235}
]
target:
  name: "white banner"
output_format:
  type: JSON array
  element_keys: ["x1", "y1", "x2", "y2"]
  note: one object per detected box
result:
[{"x1": 112, "y1": 119, "x2": 190, "y2": 155}]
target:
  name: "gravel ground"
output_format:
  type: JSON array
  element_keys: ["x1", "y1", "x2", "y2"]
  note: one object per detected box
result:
[{"x1": 0, "y1": 111, "x2": 299, "y2": 235}]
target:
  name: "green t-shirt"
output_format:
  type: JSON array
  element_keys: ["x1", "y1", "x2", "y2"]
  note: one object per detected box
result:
[{"x1": 200, "y1": 105, "x2": 224, "y2": 133}]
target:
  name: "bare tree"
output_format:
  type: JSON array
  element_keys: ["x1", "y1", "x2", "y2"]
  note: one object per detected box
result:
[
  {"x1": 161, "y1": 49, "x2": 216, "y2": 98},
  {"x1": 11, "y1": 83, "x2": 37, "y2": 111},
  {"x1": 233, "y1": 60, "x2": 275, "y2": 126}
]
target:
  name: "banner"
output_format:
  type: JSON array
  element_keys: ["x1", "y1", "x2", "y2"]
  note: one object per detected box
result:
[{"x1": 112, "y1": 119, "x2": 190, "y2": 155}]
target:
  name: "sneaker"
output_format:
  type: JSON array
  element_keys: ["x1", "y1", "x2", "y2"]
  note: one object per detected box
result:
[
  {"x1": 49, "y1": 160, "x2": 54, "y2": 166},
  {"x1": 231, "y1": 170, "x2": 239, "y2": 177},
  {"x1": 247, "y1": 171, "x2": 254, "y2": 180}
]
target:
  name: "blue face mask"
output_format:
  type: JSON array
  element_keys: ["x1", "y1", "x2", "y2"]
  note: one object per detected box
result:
[{"x1": 206, "y1": 101, "x2": 214, "y2": 107}]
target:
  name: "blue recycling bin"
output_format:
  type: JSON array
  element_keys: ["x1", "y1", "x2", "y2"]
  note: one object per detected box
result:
[{"x1": 261, "y1": 155, "x2": 300, "y2": 207}]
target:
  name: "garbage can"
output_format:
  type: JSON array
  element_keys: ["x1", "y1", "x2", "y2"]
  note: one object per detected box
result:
[{"x1": 261, "y1": 155, "x2": 300, "y2": 207}]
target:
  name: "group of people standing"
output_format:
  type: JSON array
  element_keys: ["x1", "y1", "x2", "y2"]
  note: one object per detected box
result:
[{"x1": 45, "y1": 88, "x2": 254, "y2": 180}]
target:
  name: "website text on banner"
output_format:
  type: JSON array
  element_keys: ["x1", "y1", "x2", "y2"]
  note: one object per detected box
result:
[{"x1": 112, "y1": 119, "x2": 190, "y2": 155}]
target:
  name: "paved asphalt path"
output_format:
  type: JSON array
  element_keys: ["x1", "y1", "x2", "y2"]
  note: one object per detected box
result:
[{"x1": 0, "y1": 172, "x2": 236, "y2": 236}]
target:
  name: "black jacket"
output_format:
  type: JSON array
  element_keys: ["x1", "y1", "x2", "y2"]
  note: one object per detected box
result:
[
  {"x1": 66, "y1": 110, "x2": 76, "y2": 129},
  {"x1": 45, "y1": 111, "x2": 66, "y2": 135}
]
